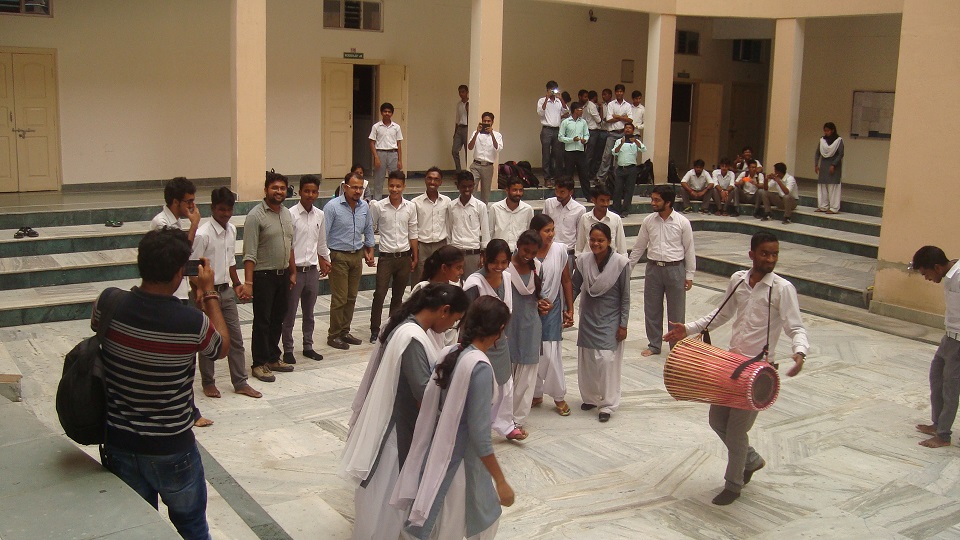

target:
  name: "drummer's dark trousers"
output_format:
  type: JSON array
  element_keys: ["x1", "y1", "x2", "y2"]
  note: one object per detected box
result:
[
  {"x1": 709, "y1": 405, "x2": 763, "y2": 493},
  {"x1": 930, "y1": 335, "x2": 960, "y2": 442}
]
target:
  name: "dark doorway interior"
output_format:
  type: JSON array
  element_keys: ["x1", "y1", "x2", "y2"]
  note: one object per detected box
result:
[
  {"x1": 670, "y1": 82, "x2": 694, "y2": 168},
  {"x1": 352, "y1": 65, "x2": 377, "y2": 174}
]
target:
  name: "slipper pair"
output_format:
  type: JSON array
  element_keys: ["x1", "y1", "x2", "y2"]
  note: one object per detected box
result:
[
  {"x1": 13, "y1": 227, "x2": 38, "y2": 239},
  {"x1": 105, "y1": 220, "x2": 123, "y2": 227}
]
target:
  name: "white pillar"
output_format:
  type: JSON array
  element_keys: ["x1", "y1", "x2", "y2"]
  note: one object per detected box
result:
[
  {"x1": 468, "y1": 0, "x2": 504, "y2": 174},
  {"x1": 765, "y1": 18, "x2": 804, "y2": 173},
  {"x1": 645, "y1": 13, "x2": 676, "y2": 183},
  {"x1": 231, "y1": 0, "x2": 267, "y2": 201}
]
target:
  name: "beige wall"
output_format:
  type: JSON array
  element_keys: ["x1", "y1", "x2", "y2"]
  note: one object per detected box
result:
[
  {"x1": 793, "y1": 15, "x2": 901, "y2": 187},
  {"x1": 872, "y1": 0, "x2": 960, "y2": 322},
  {"x1": 0, "y1": 0, "x2": 232, "y2": 185}
]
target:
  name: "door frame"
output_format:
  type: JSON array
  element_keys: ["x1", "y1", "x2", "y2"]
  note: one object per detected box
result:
[
  {"x1": 0, "y1": 46, "x2": 62, "y2": 192},
  {"x1": 320, "y1": 57, "x2": 384, "y2": 181}
]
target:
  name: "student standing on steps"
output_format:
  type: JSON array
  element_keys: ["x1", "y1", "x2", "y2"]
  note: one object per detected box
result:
[{"x1": 369, "y1": 102, "x2": 404, "y2": 201}]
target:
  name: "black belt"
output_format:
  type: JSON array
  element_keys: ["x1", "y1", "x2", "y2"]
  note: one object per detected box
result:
[
  {"x1": 377, "y1": 149, "x2": 398, "y2": 153},
  {"x1": 650, "y1": 260, "x2": 683, "y2": 267},
  {"x1": 331, "y1": 248, "x2": 362, "y2": 254},
  {"x1": 379, "y1": 250, "x2": 411, "y2": 259},
  {"x1": 473, "y1": 159, "x2": 492, "y2": 166},
  {"x1": 462, "y1": 248, "x2": 482, "y2": 255},
  {"x1": 608, "y1": 130, "x2": 624, "y2": 135},
  {"x1": 296, "y1": 265, "x2": 316, "y2": 272},
  {"x1": 255, "y1": 269, "x2": 288, "y2": 275},
  {"x1": 215, "y1": 283, "x2": 231, "y2": 292},
  {"x1": 617, "y1": 164, "x2": 638, "y2": 169},
  {"x1": 457, "y1": 124, "x2": 468, "y2": 127}
]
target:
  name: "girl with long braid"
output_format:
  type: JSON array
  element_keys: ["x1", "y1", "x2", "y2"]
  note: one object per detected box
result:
[
  {"x1": 340, "y1": 283, "x2": 469, "y2": 540},
  {"x1": 411, "y1": 246, "x2": 466, "y2": 349},
  {"x1": 393, "y1": 296, "x2": 515, "y2": 539}
]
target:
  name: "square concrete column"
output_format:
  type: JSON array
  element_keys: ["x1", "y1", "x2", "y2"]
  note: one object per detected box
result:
[
  {"x1": 764, "y1": 19, "x2": 804, "y2": 172},
  {"x1": 231, "y1": 0, "x2": 266, "y2": 201},
  {"x1": 645, "y1": 13, "x2": 676, "y2": 183},
  {"x1": 468, "y1": 0, "x2": 504, "y2": 176}
]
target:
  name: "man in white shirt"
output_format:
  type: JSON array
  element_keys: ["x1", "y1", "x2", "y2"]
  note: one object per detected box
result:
[
  {"x1": 282, "y1": 175, "x2": 332, "y2": 364},
  {"x1": 452, "y1": 84, "x2": 469, "y2": 172},
  {"x1": 628, "y1": 185, "x2": 695, "y2": 357},
  {"x1": 577, "y1": 184, "x2": 626, "y2": 255},
  {"x1": 911, "y1": 245, "x2": 960, "y2": 449},
  {"x1": 760, "y1": 162, "x2": 799, "y2": 224},
  {"x1": 191, "y1": 187, "x2": 261, "y2": 399},
  {"x1": 589, "y1": 88, "x2": 613, "y2": 180},
  {"x1": 468, "y1": 111, "x2": 504, "y2": 203},
  {"x1": 734, "y1": 146, "x2": 763, "y2": 174},
  {"x1": 411, "y1": 166, "x2": 451, "y2": 285},
  {"x1": 151, "y1": 176, "x2": 201, "y2": 242},
  {"x1": 597, "y1": 84, "x2": 634, "y2": 183},
  {"x1": 448, "y1": 170, "x2": 490, "y2": 271},
  {"x1": 735, "y1": 160, "x2": 765, "y2": 219},
  {"x1": 537, "y1": 80, "x2": 568, "y2": 183},
  {"x1": 630, "y1": 90, "x2": 645, "y2": 134},
  {"x1": 680, "y1": 159, "x2": 721, "y2": 214},
  {"x1": 579, "y1": 90, "x2": 602, "y2": 189},
  {"x1": 370, "y1": 170, "x2": 418, "y2": 343},
  {"x1": 664, "y1": 232, "x2": 807, "y2": 506},
  {"x1": 543, "y1": 177, "x2": 586, "y2": 266},
  {"x1": 368, "y1": 102, "x2": 404, "y2": 201},
  {"x1": 712, "y1": 158, "x2": 739, "y2": 216},
  {"x1": 489, "y1": 177, "x2": 534, "y2": 251}
]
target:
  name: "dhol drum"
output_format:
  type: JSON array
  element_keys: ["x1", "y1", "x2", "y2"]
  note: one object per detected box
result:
[{"x1": 663, "y1": 337, "x2": 780, "y2": 411}]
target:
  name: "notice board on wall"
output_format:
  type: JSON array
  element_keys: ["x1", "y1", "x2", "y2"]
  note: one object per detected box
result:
[{"x1": 851, "y1": 91, "x2": 894, "y2": 140}]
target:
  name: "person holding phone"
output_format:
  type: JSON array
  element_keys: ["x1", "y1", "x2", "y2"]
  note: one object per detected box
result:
[
  {"x1": 467, "y1": 111, "x2": 503, "y2": 203},
  {"x1": 610, "y1": 121, "x2": 646, "y2": 216},
  {"x1": 537, "y1": 80, "x2": 567, "y2": 185}
]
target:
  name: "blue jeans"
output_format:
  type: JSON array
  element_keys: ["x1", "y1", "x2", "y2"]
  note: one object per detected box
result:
[{"x1": 102, "y1": 443, "x2": 210, "y2": 540}]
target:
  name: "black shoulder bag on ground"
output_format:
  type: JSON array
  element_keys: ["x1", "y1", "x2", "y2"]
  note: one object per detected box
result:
[{"x1": 56, "y1": 287, "x2": 126, "y2": 445}]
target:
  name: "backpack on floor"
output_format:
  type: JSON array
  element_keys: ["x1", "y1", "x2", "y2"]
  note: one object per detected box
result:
[
  {"x1": 514, "y1": 160, "x2": 540, "y2": 188},
  {"x1": 667, "y1": 160, "x2": 681, "y2": 184},
  {"x1": 637, "y1": 159, "x2": 655, "y2": 185},
  {"x1": 498, "y1": 161, "x2": 518, "y2": 189},
  {"x1": 57, "y1": 287, "x2": 126, "y2": 445}
]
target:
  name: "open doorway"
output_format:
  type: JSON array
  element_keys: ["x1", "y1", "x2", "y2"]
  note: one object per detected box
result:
[
  {"x1": 352, "y1": 65, "x2": 377, "y2": 174},
  {"x1": 670, "y1": 82, "x2": 694, "y2": 169},
  {"x1": 727, "y1": 82, "x2": 767, "y2": 163}
]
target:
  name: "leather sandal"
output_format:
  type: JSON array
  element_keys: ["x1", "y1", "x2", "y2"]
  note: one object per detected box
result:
[
  {"x1": 506, "y1": 428, "x2": 528, "y2": 441},
  {"x1": 555, "y1": 401, "x2": 571, "y2": 416}
]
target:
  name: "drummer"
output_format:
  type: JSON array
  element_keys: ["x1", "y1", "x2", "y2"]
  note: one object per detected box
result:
[{"x1": 663, "y1": 231, "x2": 808, "y2": 506}]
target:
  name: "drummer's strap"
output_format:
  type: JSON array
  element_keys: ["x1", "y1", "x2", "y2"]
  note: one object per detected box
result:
[
  {"x1": 700, "y1": 280, "x2": 744, "y2": 345},
  {"x1": 730, "y1": 286, "x2": 777, "y2": 380}
]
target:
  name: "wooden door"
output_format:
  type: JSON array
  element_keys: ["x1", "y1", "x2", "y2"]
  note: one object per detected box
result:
[
  {"x1": 12, "y1": 53, "x2": 60, "y2": 192},
  {"x1": 727, "y1": 82, "x2": 767, "y2": 161},
  {"x1": 0, "y1": 54, "x2": 16, "y2": 193},
  {"x1": 378, "y1": 64, "x2": 407, "y2": 166},
  {"x1": 692, "y1": 83, "x2": 723, "y2": 167},
  {"x1": 322, "y1": 61, "x2": 354, "y2": 180}
]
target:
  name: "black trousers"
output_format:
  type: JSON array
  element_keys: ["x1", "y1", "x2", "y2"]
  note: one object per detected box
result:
[
  {"x1": 251, "y1": 270, "x2": 289, "y2": 367},
  {"x1": 564, "y1": 150, "x2": 591, "y2": 200}
]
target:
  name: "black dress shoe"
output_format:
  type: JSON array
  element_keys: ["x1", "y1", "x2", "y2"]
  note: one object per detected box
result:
[
  {"x1": 283, "y1": 352, "x2": 297, "y2": 364},
  {"x1": 302, "y1": 350, "x2": 324, "y2": 361},
  {"x1": 327, "y1": 337, "x2": 350, "y2": 350},
  {"x1": 342, "y1": 333, "x2": 363, "y2": 346},
  {"x1": 598, "y1": 412, "x2": 611, "y2": 422},
  {"x1": 712, "y1": 489, "x2": 740, "y2": 506},
  {"x1": 581, "y1": 403, "x2": 597, "y2": 411}
]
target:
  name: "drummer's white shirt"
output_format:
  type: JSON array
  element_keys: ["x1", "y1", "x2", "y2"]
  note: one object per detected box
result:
[{"x1": 684, "y1": 269, "x2": 809, "y2": 359}]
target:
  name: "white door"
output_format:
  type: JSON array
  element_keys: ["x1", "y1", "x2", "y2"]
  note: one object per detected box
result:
[
  {"x1": 692, "y1": 83, "x2": 723, "y2": 166},
  {"x1": 321, "y1": 62, "x2": 354, "y2": 180},
  {"x1": 0, "y1": 54, "x2": 16, "y2": 193},
  {"x1": 12, "y1": 52, "x2": 60, "y2": 192},
  {"x1": 378, "y1": 64, "x2": 407, "y2": 167}
]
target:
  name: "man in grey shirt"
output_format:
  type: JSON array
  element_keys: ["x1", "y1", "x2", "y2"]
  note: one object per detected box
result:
[{"x1": 241, "y1": 170, "x2": 297, "y2": 383}]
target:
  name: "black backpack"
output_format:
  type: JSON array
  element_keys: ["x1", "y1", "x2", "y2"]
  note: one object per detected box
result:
[
  {"x1": 57, "y1": 288, "x2": 126, "y2": 445},
  {"x1": 514, "y1": 160, "x2": 540, "y2": 188},
  {"x1": 667, "y1": 160, "x2": 681, "y2": 184},
  {"x1": 498, "y1": 161, "x2": 518, "y2": 189},
  {"x1": 637, "y1": 159, "x2": 655, "y2": 185}
]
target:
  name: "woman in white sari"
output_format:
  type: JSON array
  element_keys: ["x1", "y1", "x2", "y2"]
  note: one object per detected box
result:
[
  {"x1": 340, "y1": 283, "x2": 469, "y2": 540},
  {"x1": 392, "y1": 296, "x2": 515, "y2": 539},
  {"x1": 571, "y1": 223, "x2": 631, "y2": 423}
]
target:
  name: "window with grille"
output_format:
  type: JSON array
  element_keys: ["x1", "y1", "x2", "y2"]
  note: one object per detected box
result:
[
  {"x1": 676, "y1": 31, "x2": 700, "y2": 55},
  {"x1": 0, "y1": 0, "x2": 51, "y2": 16},
  {"x1": 733, "y1": 40, "x2": 763, "y2": 63},
  {"x1": 324, "y1": 1, "x2": 382, "y2": 32}
]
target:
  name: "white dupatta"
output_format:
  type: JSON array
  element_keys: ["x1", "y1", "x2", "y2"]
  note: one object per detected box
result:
[
  {"x1": 340, "y1": 322, "x2": 439, "y2": 485},
  {"x1": 576, "y1": 249, "x2": 629, "y2": 297},
  {"x1": 508, "y1": 258, "x2": 542, "y2": 297},
  {"x1": 538, "y1": 241, "x2": 567, "y2": 302},
  {"x1": 391, "y1": 347, "x2": 493, "y2": 527},
  {"x1": 463, "y1": 270, "x2": 513, "y2": 311},
  {"x1": 819, "y1": 136, "x2": 842, "y2": 159}
]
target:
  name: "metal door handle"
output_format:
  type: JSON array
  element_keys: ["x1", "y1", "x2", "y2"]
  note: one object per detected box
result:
[{"x1": 13, "y1": 128, "x2": 35, "y2": 139}]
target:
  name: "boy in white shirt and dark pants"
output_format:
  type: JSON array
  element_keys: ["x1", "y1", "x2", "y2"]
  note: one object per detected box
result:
[
  {"x1": 760, "y1": 162, "x2": 799, "y2": 224},
  {"x1": 368, "y1": 102, "x2": 403, "y2": 201}
]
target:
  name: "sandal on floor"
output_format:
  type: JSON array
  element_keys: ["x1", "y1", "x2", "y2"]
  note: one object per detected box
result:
[
  {"x1": 14, "y1": 227, "x2": 25, "y2": 239},
  {"x1": 24, "y1": 227, "x2": 38, "y2": 237},
  {"x1": 531, "y1": 397, "x2": 544, "y2": 408},
  {"x1": 555, "y1": 401, "x2": 571, "y2": 416},
  {"x1": 506, "y1": 428, "x2": 528, "y2": 441}
]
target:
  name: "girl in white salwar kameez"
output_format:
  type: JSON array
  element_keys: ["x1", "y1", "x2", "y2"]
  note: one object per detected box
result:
[
  {"x1": 529, "y1": 214, "x2": 575, "y2": 417},
  {"x1": 463, "y1": 239, "x2": 526, "y2": 441},
  {"x1": 571, "y1": 223, "x2": 631, "y2": 423},
  {"x1": 392, "y1": 296, "x2": 515, "y2": 540},
  {"x1": 410, "y1": 246, "x2": 466, "y2": 349},
  {"x1": 814, "y1": 121, "x2": 844, "y2": 214},
  {"x1": 340, "y1": 284, "x2": 469, "y2": 540}
]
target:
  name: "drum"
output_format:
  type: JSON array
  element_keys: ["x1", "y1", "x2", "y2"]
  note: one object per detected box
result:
[{"x1": 663, "y1": 337, "x2": 780, "y2": 411}]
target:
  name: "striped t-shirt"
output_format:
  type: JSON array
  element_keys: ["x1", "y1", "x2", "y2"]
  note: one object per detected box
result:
[{"x1": 92, "y1": 287, "x2": 222, "y2": 454}]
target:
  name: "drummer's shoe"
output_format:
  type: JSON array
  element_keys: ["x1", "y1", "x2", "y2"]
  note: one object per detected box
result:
[
  {"x1": 581, "y1": 403, "x2": 597, "y2": 411},
  {"x1": 712, "y1": 489, "x2": 740, "y2": 506},
  {"x1": 743, "y1": 458, "x2": 766, "y2": 485}
]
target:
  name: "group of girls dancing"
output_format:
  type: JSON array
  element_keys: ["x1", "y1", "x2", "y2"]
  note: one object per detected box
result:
[{"x1": 340, "y1": 216, "x2": 631, "y2": 539}]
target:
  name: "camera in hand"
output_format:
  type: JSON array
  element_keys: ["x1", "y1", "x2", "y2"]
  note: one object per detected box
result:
[{"x1": 184, "y1": 259, "x2": 201, "y2": 277}]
